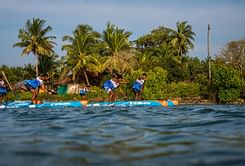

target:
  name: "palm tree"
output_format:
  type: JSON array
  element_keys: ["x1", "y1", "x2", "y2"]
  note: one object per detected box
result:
[
  {"x1": 171, "y1": 21, "x2": 196, "y2": 56},
  {"x1": 102, "y1": 22, "x2": 132, "y2": 74},
  {"x1": 13, "y1": 18, "x2": 56, "y2": 77},
  {"x1": 38, "y1": 53, "x2": 59, "y2": 75},
  {"x1": 134, "y1": 26, "x2": 175, "y2": 69},
  {"x1": 87, "y1": 54, "x2": 107, "y2": 75},
  {"x1": 134, "y1": 50, "x2": 156, "y2": 70},
  {"x1": 62, "y1": 24, "x2": 100, "y2": 85}
]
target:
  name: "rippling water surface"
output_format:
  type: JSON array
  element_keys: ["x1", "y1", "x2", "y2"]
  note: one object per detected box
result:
[{"x1": 1, "y1": 105, "x2": 245, "y2": 166}]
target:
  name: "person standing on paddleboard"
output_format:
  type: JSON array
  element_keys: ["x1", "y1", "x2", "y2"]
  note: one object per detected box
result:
[
  {"x1": 0, "y1": 76, "x2": 7, "y2": 104},
  {"x1": 103, "y1": 74, "x2": 127, "y2": 102},
  {"x1": 13, "y1": 74, "x2": 50, "y2": 104},
  {"x1": 132, "y1": 73, "x2": 147, "y2": 100}
]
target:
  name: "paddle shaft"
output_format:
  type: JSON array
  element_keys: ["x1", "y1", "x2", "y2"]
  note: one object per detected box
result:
[{"x1": 1, "y1": 71, "x2": 16, "y2": 96}]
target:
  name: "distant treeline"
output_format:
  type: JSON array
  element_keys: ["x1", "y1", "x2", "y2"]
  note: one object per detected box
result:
[{"x1": 1, "y1": 18, "x2": 245, "y2": 103}]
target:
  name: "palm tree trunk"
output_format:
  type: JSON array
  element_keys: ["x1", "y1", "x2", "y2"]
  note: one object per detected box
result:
[
  {"x1": 83, "y1": 69, "x2": 90, "y2": 86},
  {"x1": 35, "y1": 54, "x2": 39, "y2": 77}
]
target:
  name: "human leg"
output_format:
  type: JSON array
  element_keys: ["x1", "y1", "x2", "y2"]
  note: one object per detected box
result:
[
  {"x1": 132, "y1": 88, "x2": 141, "y2": 100},
  {"x1": 108, "y1": 91, "x2": 116, "y2": 102},
  {"x1": 30, "y1": 89, "x2": 38, "y2": 104},
  {"x1": 0, "y1": 94, "x2": 3, "y2": 104}
]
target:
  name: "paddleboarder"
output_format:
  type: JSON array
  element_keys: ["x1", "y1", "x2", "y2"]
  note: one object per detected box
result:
[
  {"x1": 132, "y1": 73, "x2": 147, "y2": 100},
  {"x1": 102, "y1": 74, "x2": 127, "y2": 102},
  {"x1": 13, "y1": 74, "x2": 50, "y2": 104},
  {"x1": 0, "y1": 76, "x2": 7, "y2": 104}
]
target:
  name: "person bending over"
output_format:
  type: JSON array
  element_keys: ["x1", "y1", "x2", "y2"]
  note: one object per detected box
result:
[
  {"x1": 103, "y1": 74, "x2": 127, "y2": 102},
  {"x1": 132, "y1": 73, "x2": 147, "y2": 100},
  {"x1": 13, "y1": 74, "x2": 50, "y2": 104}
]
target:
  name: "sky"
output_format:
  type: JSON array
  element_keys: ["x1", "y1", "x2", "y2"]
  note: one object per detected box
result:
[{"x1": 0, "y1": 0, "x2": 245, "y2": 66}]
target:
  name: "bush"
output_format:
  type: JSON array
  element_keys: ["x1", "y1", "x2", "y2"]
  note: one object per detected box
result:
[
  {"x1": 125, "y1": 68, "x2": 201, "y2": 100},
  {"x1": 126, "y1": 68, "x2": 168, "y2": 100},
  {"x1": 165, "y1": 82, "x2": 200, "y2": 99},
  {"x1": 211, "y1": 65, "x2": 241, "y2": 103},
  {"x1": 218, "y1": 88, "x2": 240, "y2": 103}
]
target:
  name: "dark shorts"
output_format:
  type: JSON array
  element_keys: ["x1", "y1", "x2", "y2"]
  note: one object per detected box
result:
[
  {"x1": 0, "y1": 92, "x2": 7, "y2": 97},
  {"x1": 132, "y1": 88, "x2": 141, "y2": 94},
  {"x1": 80, "y1": 92, "x2": 85, "y2": 96},
  {"x1": 25, "y1": 83, "x2": 35, "y2": 91}
]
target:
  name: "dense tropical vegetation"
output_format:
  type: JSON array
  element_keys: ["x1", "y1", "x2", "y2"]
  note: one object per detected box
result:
[{"x1": 1, "y1": 18, "x2": 245, "y2": 104}]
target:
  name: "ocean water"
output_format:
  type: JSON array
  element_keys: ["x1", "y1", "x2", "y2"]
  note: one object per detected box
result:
[{"x1": 0, "y1": 105, "x2": 245, "y2": 166}]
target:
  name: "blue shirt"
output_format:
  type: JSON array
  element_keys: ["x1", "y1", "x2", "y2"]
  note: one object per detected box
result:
[
  {"x1": 132, "y1": 79, "x2": 144, "y2": 91},
  {"x1": 79, "y1": 88, "x2": 89, "y2": 95},
  {"x1": 103, "y1": 79, "x2": 119, "y2": 93},
  {"x1": 0, "y1": 86, "x2": 7, "y2": 93},
  {"x1": 25, "y1": 77, "x2": 43, "y2": 89},
  {"x1": 0, "y1": 80, "x2": 7, "y2": 94}
]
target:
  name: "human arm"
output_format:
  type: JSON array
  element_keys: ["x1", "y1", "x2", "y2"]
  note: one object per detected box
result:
[{"x1": 39, "y1": 84, "x2": 52, "y2": 95}]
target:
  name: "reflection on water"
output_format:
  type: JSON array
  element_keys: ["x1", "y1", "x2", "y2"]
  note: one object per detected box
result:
[{"x1": 1, "y1": 105, "x2": 245, "y2": 165}]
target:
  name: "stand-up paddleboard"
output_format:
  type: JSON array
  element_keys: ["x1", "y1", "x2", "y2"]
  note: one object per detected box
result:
[
  {"x1": 87, "y1": 100, "x2": 177, "y2": 107},
  {"x1": 0, "y1": 100, "x2": 178, "y2": 109},
  {"x1": 0, "y1": 101, "x2": 84, "y2": 109}
]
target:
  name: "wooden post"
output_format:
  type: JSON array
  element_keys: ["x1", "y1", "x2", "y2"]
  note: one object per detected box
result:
[{"x1": 207, "y1": 24, "x2": 211, "y2": 86}]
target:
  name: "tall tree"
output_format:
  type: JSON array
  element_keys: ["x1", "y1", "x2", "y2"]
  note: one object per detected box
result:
[
  {"x1": 134, "y1": 26, "x2": 175, "y2": 70},
  {"x1": 171, "y1": 21, "x2": 195, "y2": 56},
  {"x1": 135, "y1": 26, "x2": 173, "y2": 54},
  {"x1": 62, "y1": 24, "x2": 101, "y2": 85},
  {"x1": 134, "y1": 50, "x2": 156, "y2": 71},
  {"x1": 38, "y1": 53, "x2": 59, "y2": 76},
  {"x1": 13, "y1": 18, "x2": 56, "y2": 77},
  {"x1": 215, "y1": 39, "x2": 245, "y2": 77},
  {"x1": 102, "y1": 22, "x2": 132, "y2": 74}
]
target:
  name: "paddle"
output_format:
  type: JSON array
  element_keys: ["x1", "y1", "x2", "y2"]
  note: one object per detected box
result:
[
  {"x1": 1, "y1": 71, "x2": 18, "y2": 99},
  {"x1": 125, "y1": 82, "x2": 129, "y2": 101}
]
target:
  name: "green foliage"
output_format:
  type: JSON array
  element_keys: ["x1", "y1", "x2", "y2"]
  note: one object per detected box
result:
[
  {"x1": 211, "y1": 65, "x2": 241, "y2": 103},
  {"x1": 1, "y1": 64, "x2": 35, "y2": 84},
  {"x1": 165, "y1": 82, "x2": 200, "y2": 99},
  {"x1": 6, "y1": 86, "x2": 108, "y2": 102},
  {"x1": 6, "y1": 91, "x2": 32, "y2": 101},
  {"x1": 212, "y1": 65, "x2": 240, "y2": 89},
  {"x1": 218, "y1": 88, "x2": 240, "y2": 103},
  {"x1": 124, "y1": 69, "x2": 145, "y2": 99},
  {"x1": 102, "y1": 22, "x2": 133, "y2": 75},
  {"x1": 62, "y1": 24, "x2": 101, "y2": 85},
  {"x1": 86, "y1": 86, "x2": 107, "y2": 101},
  {"x1": 142, "y1": 68, "x2": 168, "y2": 100},
  {"x1": 38, "y1": 54, "x2": 59, "y2": 75},
  {"x1": 171, "y1": 21, "x2": 196, "y2": 56},
  {"x1": 6, "y1": 19, "x2": 245, "y2": 104},
  {"x1": 160, "y1": 55, "x2": 183, "y2": 82},
  {"x1": 125, "y1": 68, "x2": 200, "y2": 100},
  {"x1": 102, "y1": 22, "x2": 132, "y2": 55},
  {"x1": 13, "y1": 18, "x2": 56, "y2": 77}
]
